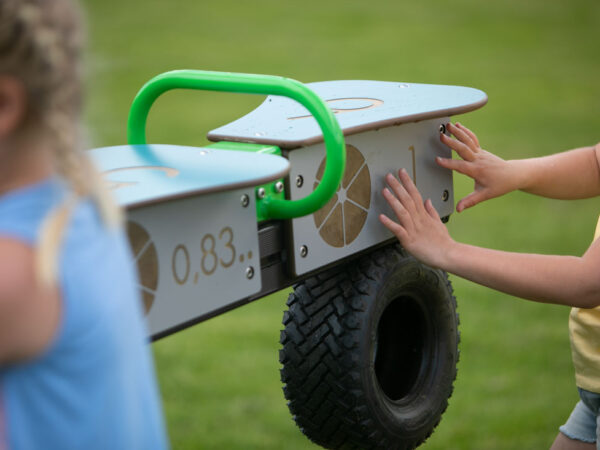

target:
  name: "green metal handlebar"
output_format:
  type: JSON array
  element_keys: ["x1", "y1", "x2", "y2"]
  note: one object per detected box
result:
[{"x1": 127, "y1": 70, "x2": 346, "y2": 220}]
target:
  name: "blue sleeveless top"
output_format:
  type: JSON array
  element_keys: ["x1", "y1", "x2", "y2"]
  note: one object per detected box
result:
[{"x1": 0, "y1": 179, "x2": 169, "y2": 450}]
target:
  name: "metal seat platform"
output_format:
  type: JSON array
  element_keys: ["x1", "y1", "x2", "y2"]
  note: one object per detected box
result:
[
  {"x1": 90, "y1": 143, "x2": 290, "y2": 209},
  {"x1": 208, "y1": 80, "x2": 487, "y2": 149}
]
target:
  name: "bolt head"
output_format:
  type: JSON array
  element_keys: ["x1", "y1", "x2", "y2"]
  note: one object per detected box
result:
[
  {"x1": 299, "y1": 245, "x2": 308, "y2": 257},
  {"x1": 246, "y1": 266, "x2": 255, "y2": 279},
  {"x1": 241, "y1": 194, "x2": 250, "y2": 207},
  {"x1": 295, "y1": 175, "x2": 304, "y2": 188},
  {"x1": 442, "y1": 189, "x2": 450, "y2": 202},
  {"x1": 256, "y1": 187, "x2": 266, "y2": 199},
  {"x1": 275, "y1": 181, "x2": 284, "y2": 193},
  {"x1": 439, "y1": 123, "x2": 447, "y2": 134}
]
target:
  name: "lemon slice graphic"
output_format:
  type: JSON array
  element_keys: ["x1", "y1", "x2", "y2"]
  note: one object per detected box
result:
[
  {"x1": 127, "y1": 221, "x2": 159, "y2": 315},
  {"x1": 313, "y1": 145, "x2": 371, "y2": 248}
]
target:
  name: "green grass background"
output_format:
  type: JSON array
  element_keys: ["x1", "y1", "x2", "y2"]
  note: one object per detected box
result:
[{"x1": 82, "y1": 0, "x2": 600, "y2": 448}]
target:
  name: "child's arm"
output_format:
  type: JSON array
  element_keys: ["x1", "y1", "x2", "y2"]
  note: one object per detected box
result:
[
  {"x1": 439, "y1": 123, "x2": 600, "y2": 212},
  {"x1": 0, "y1": 239, "x2": 61, "y2": 364},
  {"x1": 379, "y1": 170, "x2": 600, "y2": 309}
]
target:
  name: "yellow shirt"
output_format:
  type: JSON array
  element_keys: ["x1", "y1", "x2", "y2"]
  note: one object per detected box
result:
[{"x1": 569, "y1": 216, "x2": 600, "y2": 392}]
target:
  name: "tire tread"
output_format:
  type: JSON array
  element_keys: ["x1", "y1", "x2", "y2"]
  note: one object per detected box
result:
[{"x1": 280, "y1": 244, "x2": 459, "y2": 449}]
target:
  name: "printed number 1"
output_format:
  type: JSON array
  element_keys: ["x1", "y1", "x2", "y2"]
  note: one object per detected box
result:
[{"x1": 408, "y1": 145, "x2": 416, "y2": 184}]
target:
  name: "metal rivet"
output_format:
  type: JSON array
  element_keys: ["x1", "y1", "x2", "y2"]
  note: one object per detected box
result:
[
  {"x1": 256, "y1": 187, "x2": 266, "y2": 199},
  {"x1": 295, "y1": 175, "x2": 304, "y2": 188},
  {"x1": 274, "y1": 181, "x2": 284, "y2": 193},
  {"x1": 300, "y1": 245, "x2": 308, "y2": 257},
  {"x1": 246, "y1": 266, "x2": 255, "y2": 279},
  {"x1": 442, "y1": 190, "x2": 449, "y2": 202},
  {"x1": 241, "y1": 194, "x2": 250, "y2": 207},
  {"x1": 439, "y1": 124, "x2": 446, "y2": 134}
]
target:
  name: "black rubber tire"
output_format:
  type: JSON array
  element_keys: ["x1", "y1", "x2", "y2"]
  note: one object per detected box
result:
[{"x1": 279, "y1": 244, "x2": 459, "y2": 449}]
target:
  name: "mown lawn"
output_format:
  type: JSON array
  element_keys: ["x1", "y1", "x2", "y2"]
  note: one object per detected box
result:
[{"x1": 83, "y1": 0, "x2": 600, "y2": 448}]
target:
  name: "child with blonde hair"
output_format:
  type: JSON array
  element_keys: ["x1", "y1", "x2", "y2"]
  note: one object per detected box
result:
[
  {"x1": 0, "y1": 0, "x2": 168, "y2": 448},
  {"x1": 380, "y1": 122, "x2": 600, "y2": 449}
]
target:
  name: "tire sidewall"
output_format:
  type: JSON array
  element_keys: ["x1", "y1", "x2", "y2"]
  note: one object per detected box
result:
[{"x1": 361, "y1": 254, "x2": 459, "y2": 442}]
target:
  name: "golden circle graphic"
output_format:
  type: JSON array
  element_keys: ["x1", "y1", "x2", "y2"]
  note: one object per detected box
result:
[
  {"x1": 313, "y1": 145, "x2": 371, "y2": 248},
  {"x1": 127, "y1": 221, "x2": 159, "y2": 315}
]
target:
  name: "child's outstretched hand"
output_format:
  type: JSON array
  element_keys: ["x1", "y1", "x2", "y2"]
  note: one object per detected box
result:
[
  {"x1": 438, "y1": 123, "x2": 517, "y2": 212},
  {"x1": 379, "y1": 169, "x2": 454, "y2": 269}
]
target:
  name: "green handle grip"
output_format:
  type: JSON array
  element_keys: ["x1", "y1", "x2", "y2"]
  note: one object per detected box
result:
[{"x1": 127, "y1": 69, "x2": 346, "y2": 220}]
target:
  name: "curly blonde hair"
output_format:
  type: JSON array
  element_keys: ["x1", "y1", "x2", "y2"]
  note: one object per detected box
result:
[{"x1": 0, "y1": 0, "x2": 121, "y2": 284}]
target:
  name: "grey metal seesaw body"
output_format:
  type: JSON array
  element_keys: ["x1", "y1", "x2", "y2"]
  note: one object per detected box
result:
[{"x1": 91, "y1": 79, "x2": 487, "y2": 339}]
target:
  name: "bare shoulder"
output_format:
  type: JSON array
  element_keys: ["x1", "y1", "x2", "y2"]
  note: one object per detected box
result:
[
  {"x1": 0, "y1": 238, "x2": 36, "y2": 298},
  {"x1": 0, "y1": 237, "x2": 61, "y2": 363}
]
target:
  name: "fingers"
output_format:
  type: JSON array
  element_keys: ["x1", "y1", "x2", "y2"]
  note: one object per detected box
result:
[
  {"x1": 382, "y1": 187, "x2": 415, "y2": 237},
  {"x1": 385, "y1": 172, "x2": 418, "y2": 213},
  {"x1": 383, "y1": 185, "x2": 411, "y2": 220},
  {"x1": 382, "y1": 170, "x2": 430, "y2": 239},
  {"x1": 435, "y1": 156, "x2": 472, "y2": 176},
  {"x1": 440, "y1": 122, "x2": 483, "y2": 163},
  {"x1": 440, "y1": 132, "x2": 476, "y2": 162},
  {"x1": 397, "y1": 168, "x2": 424, "y2": 206},
  {"x1": 456, "y1": 190, "x2": 486, "y2": 213},
  {"x1": 379, "y1": 213, "x2": 408, "y2": 241},
  {"x1": 455, "y1": 122, "x2": 480, "y2": 147},
  {"x1": 447, "y1": 122, "x2": 477, "y2": 151},
  {"x1": 424, "y1": 198, "x2": 440, "y2": 220}
]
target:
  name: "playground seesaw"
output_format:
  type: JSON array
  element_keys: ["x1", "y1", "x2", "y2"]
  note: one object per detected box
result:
[{"x1": 89, "y1": 70, "x2": 487, "y2": 449}]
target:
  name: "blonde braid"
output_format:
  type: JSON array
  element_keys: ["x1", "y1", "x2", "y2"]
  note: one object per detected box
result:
[{"x1": 0, "y1": 0, "x2": 121, "y2": 284}]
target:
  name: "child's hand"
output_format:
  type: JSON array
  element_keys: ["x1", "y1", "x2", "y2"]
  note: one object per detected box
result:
[
  {"x1": 379, "y1": 169, "x2": 455, "y2": 269},
  {"x1": 439, "y1": 123, "x2": 518, "y2": 212}
]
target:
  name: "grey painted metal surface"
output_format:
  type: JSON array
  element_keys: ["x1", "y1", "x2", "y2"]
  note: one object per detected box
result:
[
  {"x1": 89, "y1": 144, "x2": 290, "y2": 209},
  {"x1": 89, "y1": 79, "x2": 487, "y2": 337},
  {"x1": 89, "y1": 144, "x2": 289, "y2": 336},
  {"x1": 208, "y1": 80, "x2": 487, "y2": 148},
  {"x1": 128, "y1": 188, "x2": 261, "y2": 336},
  {"x1": 288, "y1": 118, "x2": 452, "y2": 276}
]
